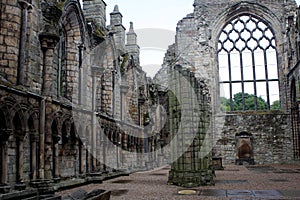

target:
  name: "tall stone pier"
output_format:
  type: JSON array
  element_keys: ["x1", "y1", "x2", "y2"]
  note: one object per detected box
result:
[{"x1": 167, "y1": 66, "x2": 214, "y2": 187}]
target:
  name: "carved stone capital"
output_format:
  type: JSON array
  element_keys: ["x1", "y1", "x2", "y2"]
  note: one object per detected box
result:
[
  {"x1": 18, "y1": 0, "x2": 33, "y2": 10},
  {"x1": 39, "y1": 33, "x2": 60, "y2": 51}
]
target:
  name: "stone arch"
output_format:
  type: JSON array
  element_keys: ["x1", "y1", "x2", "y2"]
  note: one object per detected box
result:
[
  {"x1": 211, "y1": 4, "x2": 283, "y2": 83},
  {"x1": 210, "y1": 2, "x2": 283, "y2": 47},
  {"x1": 212, "y1": 2, "x2": 283, "y2": 111},
  {"x1": 61, "y1": 0, "x2": 86, "y2": 44},
  {"x1": 59, "y1": 0, "x2": 86, "y2": 102}
]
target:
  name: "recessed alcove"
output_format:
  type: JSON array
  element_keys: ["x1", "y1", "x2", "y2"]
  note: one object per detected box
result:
[{"x1": 235, "y1": 131, "x2": 254, "y2": 165}]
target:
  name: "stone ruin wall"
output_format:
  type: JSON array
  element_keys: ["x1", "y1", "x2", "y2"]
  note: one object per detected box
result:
[
  {"x1": 161, "y1": 0, "x2": 299, "y2": 165},
  {"x1": 0, "y1": 0, "x2": 158, "y2": 193}
]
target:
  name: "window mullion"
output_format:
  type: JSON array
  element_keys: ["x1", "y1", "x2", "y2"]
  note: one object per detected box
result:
[
  {"x1": 251, "y1": 50, "x2": 258, "y2": 110},
  {"x1": 240, "y1": 50, "x2": 245, "y2": 110},
  {"x1": 228, "y1": 52, "x2": 233, "y2": 111},
  {"x1": 264, "y1": 50, "x2": 270, "y2": 109}
]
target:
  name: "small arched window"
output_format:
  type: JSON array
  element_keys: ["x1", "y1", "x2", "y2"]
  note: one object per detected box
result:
[{"x1": 218, "y1": 14, "x2": 280, "y2": 111}]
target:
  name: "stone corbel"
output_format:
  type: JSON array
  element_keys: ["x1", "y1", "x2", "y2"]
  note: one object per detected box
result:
[{"x1": 18, "y1": 0, "x2": 32, "y2": 12}]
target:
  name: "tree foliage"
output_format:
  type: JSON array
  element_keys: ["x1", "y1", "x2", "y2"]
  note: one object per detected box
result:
[
  {"x1": 220, "y1": 92, "x2": 274, "y2": 111},
  {"x1": 270, "y1": 100, "x2": 280, "y2": 110}
]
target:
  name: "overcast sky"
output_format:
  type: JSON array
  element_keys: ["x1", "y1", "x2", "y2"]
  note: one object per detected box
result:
[
  {"x1": 104, "y1": 0, "x2": 194, "y2": 77},
  {"x1": 91, "y1": 0, "x2": 300, "y2": 78}
]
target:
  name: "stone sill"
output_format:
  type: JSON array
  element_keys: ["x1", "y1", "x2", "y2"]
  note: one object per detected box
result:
[{"x1": 216, "y1": 110, "x2": 289, "y2": 116}]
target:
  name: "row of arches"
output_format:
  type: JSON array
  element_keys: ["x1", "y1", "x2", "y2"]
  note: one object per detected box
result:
[
  {"x1": 0, "y1": 98, "x2": 39, "y2": 185},
  {"x1": 0, "y1": 98, "x2": 158, "y2": 186},
  {"x1": 48, "y1": 114, "x2": 155, "y2": 179}
]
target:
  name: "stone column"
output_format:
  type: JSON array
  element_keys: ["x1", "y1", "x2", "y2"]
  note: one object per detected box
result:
[
  {"x1": 121, "y1": 131, "x2": 127, "y2": 168},
  {"x1": 39, "y1": 33, "x2": 59, "y2": 96},
  {"x1": 120, "y1": 84, "x2": 129, "y2": 120},
  {"x1": 30, "y1": 133, "x2": 39, "y2": 180},
  {"x1": 79, "y1": 141, "x2": 85, "y2": 175},
  {"x1": 86, "y1": 127, "x2": 92, "y2": 173},
  {"x1": 78, "y1": 44, "x2": 84, "y2": 105},
  {"x1": 16, "y1": 134, "x2": 25, "y2": 183},
  {"x1": 167, "y1": 67, "x2": 214, "y2": 187},
  {"x1": 52, "y1": 135, "x2": 60, "y2": 178},
  {"x1": 102, "y1": 126, "x2": 107, "y2": 172},
  {"x1": 39, "y1": 99, "x2": 45, "y2": 179},
  {"x1": 0, "y1": 130, "x2": 10, "y2": 184},
  {"x1": 17, "y1": 0, "x2": 32, "y2": 85},
  {"x1": 91, "y1": 66, "x2": 104, "y2": 171}
]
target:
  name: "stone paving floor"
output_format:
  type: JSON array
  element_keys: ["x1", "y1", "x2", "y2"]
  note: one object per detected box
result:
[{"x1": 56, "y1": 164, "x2": 300, "y2": 199}]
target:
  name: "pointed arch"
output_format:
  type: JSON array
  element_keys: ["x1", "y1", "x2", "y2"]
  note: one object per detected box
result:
[
  {"x1": 216, "y1": 12, "x2": 280, "y2": 111},
  {"x1": 58, "y1": 0, "x2": 86, "y2": 101}
]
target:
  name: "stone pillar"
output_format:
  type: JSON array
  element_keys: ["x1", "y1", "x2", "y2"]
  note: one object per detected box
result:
[
  {"x1": 86, "y1": 127, "x2": 92, "y2": 173},
  {"x1": 16, "y1": 134, "x2": 25, "y2": 183},
  {"x1": 91, "y1": 66, "x2": 104, "y2": 172},
  {"x1": 120, "y1": 84, "x2": 129, "y2": 120},
  {"x1": 17, "y1": 0, "x2": 32, "y2": 85},
  {"x1": 30, "y1": 133, "x2": 39, "y2": 180},
  {"x1": 39, "y1": 99, "x2": 45, "y2": 179},
  {"x1": 78, "y1": 44, "x2": 84, "y2": 105},
  {"x1": 0, "y1": 142, "x2": 7, "y2": 184},
  {"x1": 79, "y1": 141, "x2": 85, "y2": 175},
  {"x1": 0, "y1": 130, "x2": 10, "y2": 184},
  {"x1": 52, "y1": 135, "x2": 60, "y2": 178},
  {"x1": 167, "y1": 67, "x2": 214, "y2": 187},
  {"x1": 39, "y1": 33, "x2": 59, "y2": 96},
  {"x1": 102, "y1": 126, "x2": 108, "y2": 172}
]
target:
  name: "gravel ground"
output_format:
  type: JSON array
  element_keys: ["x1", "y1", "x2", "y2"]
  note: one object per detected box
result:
[{"x1": 56, "y1": 164, "x2": 300, "y2": 200}]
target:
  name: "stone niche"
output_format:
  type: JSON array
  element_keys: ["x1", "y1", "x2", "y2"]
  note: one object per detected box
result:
[{"x1": 235, "y1": 132, "x2": 254, "y2": 165}]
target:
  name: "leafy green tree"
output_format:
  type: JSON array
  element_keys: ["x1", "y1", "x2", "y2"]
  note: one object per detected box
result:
[
  {"x1": 220, "y1": 92, "x2": 268, "y2": 111},
  {"x1": 220, "y1": 97, "x2": 230, "y2": 112},
  {"x1": 233, "y1": 92, "x2": 267, "y2": 111},
  {"x1": 270, "y1": 100, "x2": 280, "y2": 110}
]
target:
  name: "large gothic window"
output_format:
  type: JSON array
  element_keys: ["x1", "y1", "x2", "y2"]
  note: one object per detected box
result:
[{"x1": 218, "y1": 15, "x2": 280, "y2": 111}]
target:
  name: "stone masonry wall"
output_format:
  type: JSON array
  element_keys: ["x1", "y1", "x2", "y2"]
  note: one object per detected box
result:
[
  {"x1": 214, "y1": 111, "x2": 292, "y2": 165},
  {"x1": 167, "y1": 0, "x2": 299, "y2": 165},
  {"x1": 0, "y1": 0, "x2": 22, "y2": 84},
  {"x1": 0, "y1": 0, "x2": 155, "y2": 193}
]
